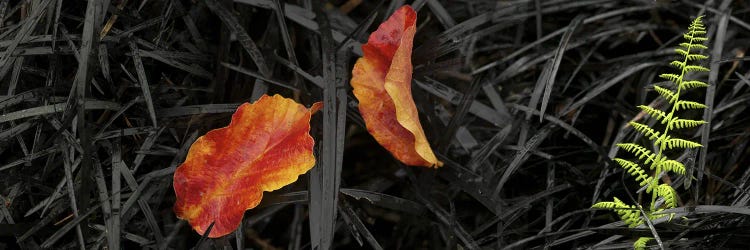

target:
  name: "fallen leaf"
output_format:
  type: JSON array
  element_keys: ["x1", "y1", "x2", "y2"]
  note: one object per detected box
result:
[
  {"x1": 173, "y1": 94, "x2": 321, "y2": 237},
  {"x1": 351, "y1": 5, "x2": 442, "y2": 167}
]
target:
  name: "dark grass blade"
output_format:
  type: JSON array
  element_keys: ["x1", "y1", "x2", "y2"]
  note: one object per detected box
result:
[
  {"x1": 70, "y1": 2, "x2": 101, "y2": 245},
  {"x1": 409, "y1": 169, "x2": 480, "y2": 249},
  {"x1": 270, "y1": 54, "x2": 324, "y2": 88},
  {"x1": 537, "y1": 15, "x2": 584, "y2": 122},
  {"x1": 271, "y1": 0, "x2": 300, "y2": 81},
  {"x1": 698, "y1": 9, "x2": 730, "y2": 203},
  {"x1": 561, "y1": 62, "x2": 661, "y2": 115},
  {"x1": 492, "y1": 124, "x2": 555, "y2": 197},
  {"x1": 17, "y1": 198, "x2": 67, "y2": 242},
  {"x1": 204, "y1": 0, "x2": 271, "y2": 76},
  {"x1": 110, "y1": 139, "x2": 123, "y2": 249},
  {"x1": 481, "y1": 84, "x2": 512, "y2": 121},
  {"x1": 172, "y1": 0, "x2": 207, "y2": 50},
  {"x1": 414, "y1": 78, "x2": 504, "y2": 126},
  {"x1": 0, "y1": 121, "x2": 33, "y2": 144},
  {"x1": 0, "y1": 87, "x2": 52, "y2": 110},
  {"x1": 425, "y1": 0, "x2": 456, "y2": 29},
  {"x1": 156, "y1": 104, "x2": 240, "y2": 118},
  {"x1": 339, "y1": 197, "x2": 384, "y2": 250},
  {"x1": 476, "y1": 183, "x2": 573, "y2": 236},
  {"x1": 92, "y1": 158, "x2": 114, "y2": 249},
  {"x1": 111, "y1": 17, "x2": 163, "y2": 40},
  {"x1": 61, "y1": 150, "x2": 85, "y2": 250},
  {"x1": 192, "y1": 221, "x2": 215, "y2": 250},
  {"x1": 102, "y1": 140, "x2": 167, "y2": 249},
  {"x1": 334, "y1": 0, "x2": 381, "y2": 53},
  {"x1": 40, "y1": 196, "x2": 103, "y2": 248},
  {"x1": 95, "y1": 127, "x2": 157, "y2": 141},
  {"x1": 436, "y1": 75, "x2": 483, "y2": 152},
  {"x1": 473, "y1": 5, "x2": 652, "y2": 75},
  {"x1": 128, "y1": 41, "x2": 158, "y2": 127},
  {"x1": 94, "y1": 96, "x2": 142, "y2": 138},
  {"x1": 308, "y1": 4, "x2": 345, "y2": 248},
  {"x1": 465, "y1": 124, "x2": 514, "y2": 172},
  {"x1": 121, "y1": 131, "x2": 199, "y2": 215},
  {"x1": 0, "y1": 0, "x2": 52, "y2": 80},
  {"x1": 509, "y1": 104, "x2": 612, "y2": 162},
  {"x1": 89, "y1": 224, "x2": 150, "y2": 246},
  {"x1": 437, "y1": 156, "x2": 503, "y2": 215},
  {"x1": 384, "y1": 0, "x2": 406, "y2": 20},
  {"x1": 7, "y1": 56, "x2": 24, "y2": 95},
  {"x1": 660, "y1": 205, "x2": 750, "y2": 217},
  {"x1": 221, "y1": 62, "x2": 299, "y2": 91},
  {"x1": 236, "y1": 0, "x2": 360, "y2": 54},
  {"x1": 340, "y1": 189, "x2": 424, "y2": 215},
  {"x1": 132, "y1": 127, "x2": 165, "y2": 173},
  {"x1": 138, "y1": 49, "x2": 213, "y2": 79},
  {"x1": 0, "y1": 184, "x2": 20, "y2": 224},
  {"x1": 527, "y1": 60, "x2": 553, "y2": 120},
  {"x1": 0, "y1": 100, "x2": 121, "y2": 123},
  {"x1": 98, "y1": 44, "x2": 111, "y2": 83}
]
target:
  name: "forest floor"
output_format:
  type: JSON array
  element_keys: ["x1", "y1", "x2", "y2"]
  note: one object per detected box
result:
[{"x1": 1, "y1": 0, "x2": 749, "y2": 249}]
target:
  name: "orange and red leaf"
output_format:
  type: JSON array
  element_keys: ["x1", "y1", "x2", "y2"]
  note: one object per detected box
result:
[
  {"x1": 173, "y1": 94, "x2": 320, "y2": 237},
  {"x1": 351, "y1": 5, "x2": 442, "y2": 167}
]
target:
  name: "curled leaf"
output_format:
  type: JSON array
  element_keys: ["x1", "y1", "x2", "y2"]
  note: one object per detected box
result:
[
  {"x1": 173, "y1": 94, "x2": 321, "y2": 237},
  {"x1": 351, "y1": 5, "x2": 442, "y2": 168}
]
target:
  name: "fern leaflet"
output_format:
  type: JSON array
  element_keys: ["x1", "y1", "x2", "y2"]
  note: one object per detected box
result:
[
  {"x1": 617, "y1": 143, "x2": 661, "y2": 166},
  {"x1": 634, "y1": 237, "x2": 653, "y2": 250},
  {"x1": 638, "y1": 105, "x2": 670, "y2": 123},
  {"x1": 630, "y1": 122, "x2": 660, "y2": 140},
  {"x1": 665, "y1": 138, "x2": 702, "y2": 149},
  {"x1": 667, "y1": 118, "x2": 706, "y2": 130},
  {"x1": 661, "y1": 160, "x2": 686, "y2": 175},
  {"x1": 652, "y1": 86, "x2": 677, "y2": 104},
  {"x1": 674, "y1": 100, "x2": 706, "y2": 110}
]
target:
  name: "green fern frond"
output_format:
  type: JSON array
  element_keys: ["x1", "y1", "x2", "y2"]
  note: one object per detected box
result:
[
  {"x1": 674, "y1": 100, "x2": 706, "y2": 110},
  {"x1": 598, "y1": 16, "x2": 709, "y2": 234},
  {"x1": 658, "y1": 184, "x2": 680, "y2": 208},
  {"x1": 638, "y1": 105, "x2": 670, "y2": 123},
  {"x1": 664, "y1": 138, "x2": 702, "y2": 149},
  {"x1": 680, "y1": 80, "x2": 709, "y2": 90},
  {"x1": 667, "y1": 118, "x2": 706, "y2": 130},
  {"x1": 617, "y1": 143, "x2": 661, "y2": 165},
  {"x1": 660, "y1": 159, "x2": 686, "y2": 175},
  {"x1": 634, "y1": 237, "x2": 653, "y2": 250},
  {"x1": 652, "y1": 86, "x2": 677, "y2": 104}
]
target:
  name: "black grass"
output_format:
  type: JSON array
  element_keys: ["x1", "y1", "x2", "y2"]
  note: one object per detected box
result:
[{"x1": 1, "y1": 0, "x2": 750, "y2": 249}]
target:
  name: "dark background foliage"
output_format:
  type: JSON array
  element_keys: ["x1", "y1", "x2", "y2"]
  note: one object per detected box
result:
[{"x1": 1, "y1": 0, "x2": 749, "y2": 249}]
